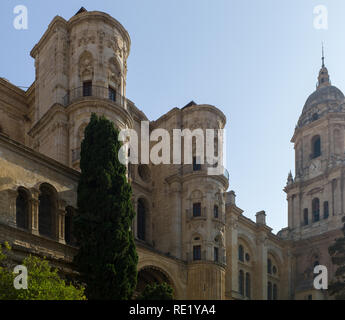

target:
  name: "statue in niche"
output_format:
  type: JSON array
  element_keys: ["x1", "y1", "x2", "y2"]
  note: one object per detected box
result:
[{"x1": 79, "y1": 52, "x2": 93, "y2": 80}]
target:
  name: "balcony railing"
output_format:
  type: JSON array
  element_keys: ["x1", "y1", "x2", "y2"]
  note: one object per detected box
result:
[
  {"x1": 62, "y1": 85, "x2": 126, "y2": 108},
  {"x1": 180, "y1": 164, "x2": 229, "y2": 180},
  {"x1": 186, "y1": 207, "x2": 207, "y2": 220},
  {"x1": 186, "y1": 250, "x2": 226, "y2": 265}
]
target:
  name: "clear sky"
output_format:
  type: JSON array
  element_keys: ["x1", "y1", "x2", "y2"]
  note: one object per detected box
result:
[{"x1": 1, "y1": 0, "x2": 344, "y2": 233}]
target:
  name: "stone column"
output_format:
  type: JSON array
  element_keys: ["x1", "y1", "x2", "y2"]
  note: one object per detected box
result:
[
  {"x1": 170, "y1": 181, "x2": 182, "y2": 259},
  {"x1": 229, "y1": 217, "x2": 239, "y2": 296},
  {"x1": 256, "y1": 234, "x2": 268, "y2": 300},
  {"x1": 57, "y1": 200, "x2": 67, "y2": 244},
  {"x1": 287, "y1": 196, "x2": 293, "y2": 228},
  {"x1": 30, "y1": 188, "x2": 39, "y2": 235}
]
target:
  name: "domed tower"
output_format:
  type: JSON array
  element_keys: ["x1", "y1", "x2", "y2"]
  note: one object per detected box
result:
[
  {"x1": 28, "y1": 8, "x2": 133, "y2": 168},
  {"x1": 148, "y1": 102, "x2": 229, "y2": 299},
  {"x1": 283, "y1": 51, "x2": 345, "y2": 299},
  {"x1": 285, "y1": 53, "x2": 345, "y2": 240}
]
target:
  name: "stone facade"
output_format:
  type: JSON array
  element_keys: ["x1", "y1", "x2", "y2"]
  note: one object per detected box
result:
[{"x1": 0, "y1": 8, "x2": 343, "y2": 300}]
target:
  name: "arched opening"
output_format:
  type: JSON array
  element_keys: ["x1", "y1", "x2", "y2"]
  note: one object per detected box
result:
[
  {"x1": 267, "y1": 252, "x2": 280, "y2": 300},
  {"x1": 213, "y1": 205, "x2": 219, "y2": 219},
  {"x1": 267, "y1": 258, "x2": 272, "y2": 274},
  {"x1": 267, "y1": 281, "x2": 272, "y2": 300},
  {"x1": 137, "y1": 198, "x2": 146, "y2": 241},
  {"x1": 312, "y1": 198, "x2": 320, "y2": 222},
  {"x1": 135, "y1": 266, "x2": 175, "y2": 299},
  {"x1": 238, "y1": 245, "x2": 244, "y2": 262},
  {"x1": 38, "y1": 184, "x2": 56, "y2": 239},
  {"x1": 311, "y1": 135, "x2": 321, "y2": 159},
  {"x1": 245, "y1": 272, "x2": 251, "y2": 299},
  {"x1": 16, "y1": 188, "x2": 29, "y2": 230}
]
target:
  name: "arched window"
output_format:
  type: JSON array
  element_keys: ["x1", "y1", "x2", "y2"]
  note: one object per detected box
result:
[
  {"x1": 65, "y1": 207, "x2": 74, "y2": 245},
  {"x1": 137, "y1": 199, "x2": 146, "y2": 241},
  {"x1": 83, "y1": 81, "x2": 92, "y2": 96},
  {"x1": 323, "y1": 201, "x2": 329, "y2": 219},
  {"x1": 238, "y1": 245, "x2": 244, "y2": 262},
  {"x1": 267, "y1": 258, "x2": 272, "y2": 274},
  {"x1": 193, "y1": 245, "x2": 201, "y2": 261},
  {"x1": 16, "y1": 189, "x2": 29, "y2": 230},
  {"x1": 303, "y1": 208, "x2": 309, "y2": 226},
  {"x1": 214, "y1": 205, "x2": 219, "y2": 219},
  {"x1": 273, "y1": 284, "x2": 278, "y2": 300},
  {"x1": 239, "y1": 270, "x2": 244, "y2": 296},
  {"x1": 312, "y1": 198, "x2": 320, "y2": 222},
  {"x1": 39, "y1": 185, "x2": 55, "y2": 238},
  {"x1": 267, "y1": 281, "x2": 272, "y2": 300},
  {"x1": 311, "y1": 135, "x2": 321, "y2": 159},
  {"x1": 245, "y1": 272, "x2": 251, "y2": 299},
  {"x1": 193, "y1": 202, "x2": 201, "y2": 217}
]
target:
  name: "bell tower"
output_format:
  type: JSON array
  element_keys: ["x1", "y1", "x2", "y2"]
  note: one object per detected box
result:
[{"x1": 284, "y1": 53, "x2": 345, "y2": 240}]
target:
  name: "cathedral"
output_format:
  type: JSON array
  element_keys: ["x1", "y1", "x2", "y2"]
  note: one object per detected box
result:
[{"x1": 0, "y1": 8, "x2": 344, "y2": 300}]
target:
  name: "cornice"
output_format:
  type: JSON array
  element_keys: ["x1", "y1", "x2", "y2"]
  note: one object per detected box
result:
[
  {"x1": 28, "y1": 104, "x2": 66, "y2": 138},
  {"x1": 67, "y1": 11, "x2": 131, "y2": 57},
  {"x1": 285, "y1": 164, "x2": 345, "y2": 193},
  {"x1": 30, "y1": 16, "x2": 68, "y2": 58},
  {"x1": 0, "y1": 133, "x2": 79, "y2": 181},
  {"x1": 291, "y1": 112, "x2": 345, "y2": 143},
  {"x1": 66, "y1": 98, "x2": 134, "y2": 129},
  {"x1": 182, "y1": 104, "x2": 226, "y2": 126},
  {"x1": 0, "y1": 78, "x2": 27, "y2": 106}
]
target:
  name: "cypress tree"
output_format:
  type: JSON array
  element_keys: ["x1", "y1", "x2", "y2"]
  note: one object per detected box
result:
[
  {"x1": 328, "y1": 216, "x2": 345, "y2": 299},
  {"x1": 73, "y1": 113, "x2": 138, "y2": 300}
]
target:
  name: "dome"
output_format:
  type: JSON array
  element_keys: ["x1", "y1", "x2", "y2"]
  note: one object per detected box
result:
[
  {"x1": 302, "y1": 85, "x2": 344, "y2": 114},
  {"x1": 297, "y1": 61, "x2": 345, "y2": 128}
]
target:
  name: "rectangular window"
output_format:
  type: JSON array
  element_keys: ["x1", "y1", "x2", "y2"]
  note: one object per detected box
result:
[
  {"x1": 303, "y1": 209, "x2": 309, "y2": 226},
  {"x1": 313, "y1": 210, "x2": 320, "y2": 222},
  {"x1": 193, "y1": 203, "x2": 201, "y2": 217},
  {"x1": 214, "y1": 205, "x2": 219, "y2": 219},
  {"x1": 109, "y1": 87, "x2": 116, "y2": 102},
  {"x1": 214, "y1": 247, "x2": 219, "y2": 262},
  {"x1": 193, "y1": 156, "x2": 201, "y2": 171},
  {"x1": 193, "y1": 245, "x2": 201, "y2": 261},
  {"x1": 324, "y1": 201, "x2": 329, "y2": 219},
  {"x1": 83, "y1": 81, "x2": 92, "y2": 97},
  {"x1": 267, "y1": 282, "x2": 272, "y2": 300}
]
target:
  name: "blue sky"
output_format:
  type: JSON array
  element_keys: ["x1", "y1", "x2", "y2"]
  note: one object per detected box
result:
[{"x1": 0, "y1": 0, "x2": 344, "y2": 233}]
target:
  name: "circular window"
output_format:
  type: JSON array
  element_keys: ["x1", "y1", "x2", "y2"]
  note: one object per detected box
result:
[
  {"x1": 138, "y1": 164, "x2": 151, "y2": 182},
  {"x1": 273, "y1": 266, "x2": 277, "y2": 274},
  {"x1": 245, "y1": 253, "x2": 250, "y2": 262}
]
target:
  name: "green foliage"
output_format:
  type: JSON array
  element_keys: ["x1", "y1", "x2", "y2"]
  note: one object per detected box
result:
[
  {"x1": 328, "y1": 216, "x2": 345, "y2": 299},
  {"x1": 0, "y1": 243, "x2": 85, "y2": 300},
  {"x1": 137, "y1": 282, "x2": 174, "y2": 300},
  {"x1": 73, "y1": 113, "x2": 138, "y2": 300}
]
